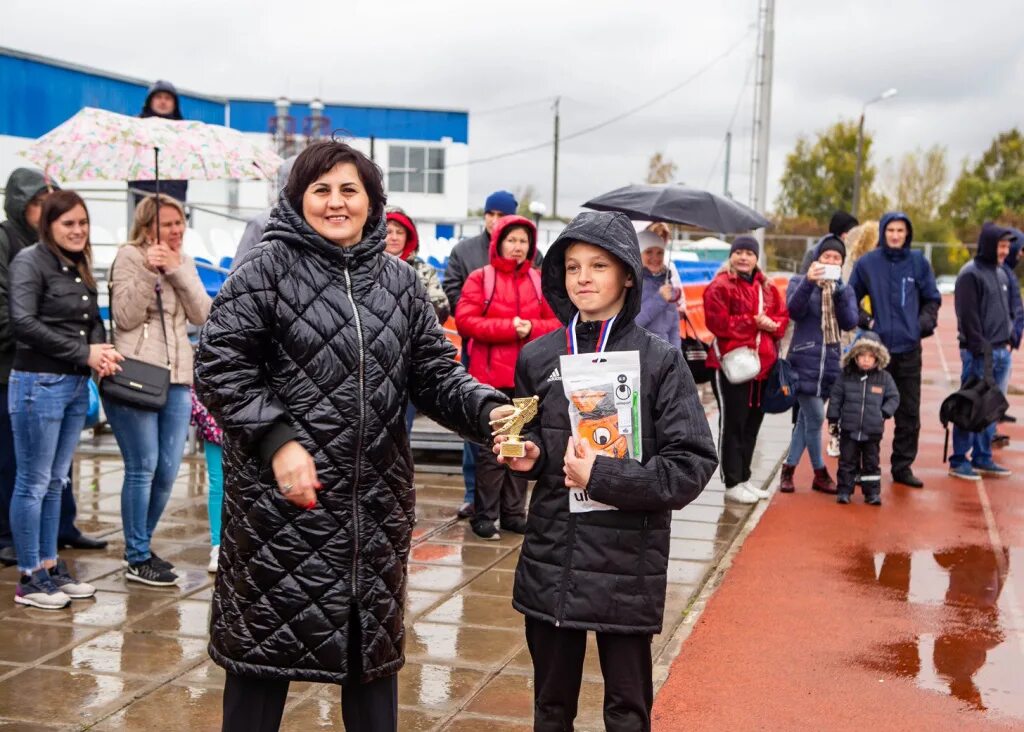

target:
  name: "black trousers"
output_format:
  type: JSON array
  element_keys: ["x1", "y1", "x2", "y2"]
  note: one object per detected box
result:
[
  {"x1": 526, "y1": 616, "x2": 653, "y2": 732},
  {"x1": 221, "y1": 603, "x2": 397, "y2": 731},
  {"x1": 837, "y1": 434, "x2": 881, "y2": 497},
  {"x1": 885, "y1": 347, "x2": 922, "y2": 474},
  {"x1": 474, "y1": 445, "x2": 528, "y2": 524},
  {"x1": 221, "y1": 671, "x2": 397, "y2": 732},
  {"x1": 712, "y1": 371, "x2": 766, "y2": 488}
]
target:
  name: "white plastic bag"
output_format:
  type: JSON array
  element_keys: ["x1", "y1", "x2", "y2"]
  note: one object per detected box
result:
[{"x1": 560, "y1": 350, "x2": 642, "y2": 513}]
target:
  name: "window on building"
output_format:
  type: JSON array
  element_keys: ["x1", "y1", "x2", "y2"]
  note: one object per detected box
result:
[{"x1": 388, "y1": 145, "x2": 445, "y2": 194}]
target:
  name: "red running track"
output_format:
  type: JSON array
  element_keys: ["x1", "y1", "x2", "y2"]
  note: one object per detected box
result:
[{"x1": 653, "y1": 295, "x2": 1024, "y2": 730}]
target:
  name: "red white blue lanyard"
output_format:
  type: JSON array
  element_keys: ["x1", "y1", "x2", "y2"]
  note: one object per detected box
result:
[{"x1": 566, "y1": 312, "x2": 616, "y2": 355}]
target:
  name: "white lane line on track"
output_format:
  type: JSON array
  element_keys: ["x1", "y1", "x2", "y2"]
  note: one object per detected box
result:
[{"x1": 976, "y1": 481, "x2": 1024, "y2": 656}]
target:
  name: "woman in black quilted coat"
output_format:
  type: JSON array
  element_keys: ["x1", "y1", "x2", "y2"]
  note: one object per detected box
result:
[{"x1": 194, "y1": 141, "x2": 510, "y2": 732}]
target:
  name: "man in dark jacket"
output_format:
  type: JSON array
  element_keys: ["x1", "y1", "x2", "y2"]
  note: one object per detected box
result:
[
  {"x1": 994, "y1": 230, "x2": 1024, "y2": 437},
  {"x1": 948, "y1": 223, "x2": 1016, "y2": 480},
  {"x1": 129, "y1": 80, "x2": 188, "y2": 205},
  {"x1": 849, "y1": 212, "x2": 941, "y2": 488},
  {"x1": 799, "y1": 210, "x2": 858, "y2": 274},
  {"x1": 827, "y1": 333, "x2": 900, "y2": 504},
  {"x1": 444, "y1": 189, "x2": 520, "y2": 520},
  {"x1": 0, "y1": 170, "x2": 108, "y2": 565},
  {"x1": 500, "y1": 211, "x2": 718, "y2": 730}
]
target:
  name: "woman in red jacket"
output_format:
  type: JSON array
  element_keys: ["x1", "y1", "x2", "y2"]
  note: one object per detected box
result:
[
  {"x1": 456, "y1": 215, "x2": 559, "y2": 540},
  {"x1": 703, "y1": 236, "x2": 789, "y2": 505}
]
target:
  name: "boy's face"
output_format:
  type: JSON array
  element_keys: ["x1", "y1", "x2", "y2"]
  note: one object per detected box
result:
[
  {"x1": 564, "y1": 242, "x2": 633, "y2": 321},
  {"x1": 856, "y1": 352, "x2": 877, "y2": 370}
]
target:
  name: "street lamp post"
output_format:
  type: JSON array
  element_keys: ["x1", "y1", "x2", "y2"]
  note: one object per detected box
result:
[
  {"x1": 528, "y1": 200, "x2": 547, "y2": 227},
  {"x1": 851, "y1": 87, "x2": 898, "y2": 217}
]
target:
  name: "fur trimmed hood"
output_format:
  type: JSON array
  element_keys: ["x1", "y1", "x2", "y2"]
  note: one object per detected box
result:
[{"x1": 842, "y1": 331, "x2": 891, "y2": 370}]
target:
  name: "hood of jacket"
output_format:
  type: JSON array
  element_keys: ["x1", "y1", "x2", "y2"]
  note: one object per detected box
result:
[
  {"x1": 976, "y1": 222, "x2": 1016, "y2": 266},
  {"x1": 878, "y1": 212, "x2": 914, "y2": 259},
  {"x1": 541, "y1": 211, "x2": 642, "y2": 328},
  {"x1": 842, "y1": 331, "x2": 891, "y2": 370},
  {"x1": 386, "y1": 210, "x2": 420, "y2": 261},
  {"x1": 3, "y1": 168, "x2": 58, "y2": 240},
  {"x1": 140, "y1": 80, "x2": 183, "y2": 120},
  {"x1": 489, "y1": 214, "x2": 537, "y2": 274},
  {"x1": 264, "y1": 194, "x2": 386, "y2": 270},
  {"x1": 1006, "y1": 228, "x2": 1023, "y2": 270}
]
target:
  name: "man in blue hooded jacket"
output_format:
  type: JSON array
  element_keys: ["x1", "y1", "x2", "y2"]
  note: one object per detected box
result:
[
  {"x1": 949, "y1": 223, "x2": 1016, "y2": 479},
  {"x1": 849, "y1": 212, "x2": 942, "y2": 488}
]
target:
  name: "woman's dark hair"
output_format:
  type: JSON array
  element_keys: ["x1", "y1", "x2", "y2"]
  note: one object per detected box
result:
[
  {"x1": 39, "y1": 190, "x2": 96, "y2": 289},
  {"x1": 286, "y1": 141, "x2": 387, "y2": 231}
]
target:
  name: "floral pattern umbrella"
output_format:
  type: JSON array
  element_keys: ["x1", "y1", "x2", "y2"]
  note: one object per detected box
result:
[{"x1": 20, "y1": 107, "x2": 283, "y2": 183}]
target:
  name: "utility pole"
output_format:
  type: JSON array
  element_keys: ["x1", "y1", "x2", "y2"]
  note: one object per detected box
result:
[
  {"x1": 749, "y1": 0, "x2": 775, "y2": 269},
  {"x1": 723, "y1": 131, "x2": 732, "y2": 198},
  {"x1": 552, "y1": 96, "x2": 560, "y2": 219}
]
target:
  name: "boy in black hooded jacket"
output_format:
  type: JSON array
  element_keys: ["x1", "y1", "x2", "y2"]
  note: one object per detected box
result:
[
  {"x1": 826, "y1": 332, "x2": 900, "y2": 505},
  {"x1": 492, "y1": 211, "x2": 718, "y2": 731}
]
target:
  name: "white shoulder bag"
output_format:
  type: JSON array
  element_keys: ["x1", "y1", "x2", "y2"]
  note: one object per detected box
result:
[{"x1": 713, "y1": 285, "x2": 763, "y2": 384}]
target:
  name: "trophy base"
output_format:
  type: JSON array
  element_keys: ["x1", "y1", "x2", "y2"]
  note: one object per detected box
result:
[{"x1": 499, "y1": 439, "x2": 526, "y2": 459}]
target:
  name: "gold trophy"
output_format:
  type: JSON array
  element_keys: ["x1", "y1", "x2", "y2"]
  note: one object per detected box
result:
[{"x1": 491, "y1": 396, "x2": 540, "y2": 458}]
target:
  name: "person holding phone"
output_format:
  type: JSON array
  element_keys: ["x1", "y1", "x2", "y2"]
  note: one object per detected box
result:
[
  {"x1": 105, "y1": 194, "x2": 211, "y2": 587},
  {"x1": 779, "y1": 238, "x2": 858, "y2": 494}
]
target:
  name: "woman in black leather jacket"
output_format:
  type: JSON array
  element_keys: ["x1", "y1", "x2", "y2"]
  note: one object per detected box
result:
[
  {"x1": 8, "y1": 191, "x2": 122, "y2": 610},
  {"x1": 194, "y1": 141, "x2": 510, "y2": 732}
]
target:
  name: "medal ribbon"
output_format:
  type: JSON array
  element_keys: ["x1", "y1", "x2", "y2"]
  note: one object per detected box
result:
[{"x1": 566, "y1": 312, "x2": 616, "y2": 355}]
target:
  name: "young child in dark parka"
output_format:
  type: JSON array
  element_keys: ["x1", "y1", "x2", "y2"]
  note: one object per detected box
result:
[
  {"x1": 492, "y1": 211, "x2": 718, "y2": 731},
  {"x1": 826, "y1": 332, "x2": 900, "y2": 505}
]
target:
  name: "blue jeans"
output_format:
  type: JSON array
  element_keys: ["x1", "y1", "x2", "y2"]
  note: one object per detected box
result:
[
  {"x1": 8, "y1": 371, "x2": 89, "y2": 573},
  {"x1": 0, "y1": 383, "x2": 15, "y2": 547},
  {"x1": 104, "y1": 384, "x2": 191, "y2": 564},
  {"x1": 462, "y1": 443, "x2": 478, "y2": 504},
  {"x1": 951, "y1": 348, "x2": 1012, "y2": 468},
  {"x1": 786, "y1": 394, "x2": 826, "y2": 469},
  {"x1": 205, "y1": 442, "x2": 223, "y2": 547}
]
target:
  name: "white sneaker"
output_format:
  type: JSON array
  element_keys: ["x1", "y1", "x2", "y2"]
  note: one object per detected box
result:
[
  {"x1": 207, "y1": 546, "x2": 219, "y2": 574},
  {"x1": 724, "y1": 484, "x2": 759, "y2": 504},
  {"x1": 744, "y1": 481, "x2": 771, "y2": 499},
  {"x1": 827, "y1": 435, "x2": 841, "y2": 458}
]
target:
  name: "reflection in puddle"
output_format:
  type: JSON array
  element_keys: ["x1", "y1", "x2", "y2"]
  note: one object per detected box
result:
[{"x1": 854, "y1": 546, "x2": 1024, "y2": 719}]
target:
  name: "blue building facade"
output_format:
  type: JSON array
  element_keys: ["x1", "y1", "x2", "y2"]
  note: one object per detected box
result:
[{"x1": 0, "y1": 47, "x2": 468, "y2": 144}]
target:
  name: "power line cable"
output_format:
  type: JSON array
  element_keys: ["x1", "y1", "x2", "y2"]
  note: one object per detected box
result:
[
  {"x1": 446, "y1": 27, "x2": 755, "y2": 170},
  {"x1": 704, "y1": 48, "x2": 758, "y2": 189}
]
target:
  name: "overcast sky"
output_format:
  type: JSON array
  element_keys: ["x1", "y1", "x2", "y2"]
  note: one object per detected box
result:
[{"x1": 3, "y1": 0, "x2": 1023, "y2": 218}]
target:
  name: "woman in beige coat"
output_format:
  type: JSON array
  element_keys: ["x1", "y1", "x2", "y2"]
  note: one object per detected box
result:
[{"x1": 103, "y1": 194, "x2": 211, "y2": 586}]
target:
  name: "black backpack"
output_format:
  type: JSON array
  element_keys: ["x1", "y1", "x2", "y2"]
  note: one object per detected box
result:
[{"x1": 938, "y1": 350, "x2": 1009, "y2": 461}]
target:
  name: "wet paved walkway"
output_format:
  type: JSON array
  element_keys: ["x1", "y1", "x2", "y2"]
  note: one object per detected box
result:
[
  {"x1": 0, "y1": 401, "x2": 790, "y2": 730},
  {"x1": 653, "y1": 297, "x2": 1024, "y2": 730}
]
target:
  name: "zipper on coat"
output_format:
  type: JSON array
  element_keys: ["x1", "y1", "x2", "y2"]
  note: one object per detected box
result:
[
  {"x1": 133, "y1": 322, "x2": 149, "y2": 356},
  {"x1": 857, "y1": 376, "x2": 867, "y2": 440},
  {"x1": 816, "y1": 342, "x2": 827, "y2": 397},
  {"x1": 343, "y1": 266, "x2": 366, "y2": 601},
  {"x1": 554, "y1": 514, "x2": 578, "y2": 627}
]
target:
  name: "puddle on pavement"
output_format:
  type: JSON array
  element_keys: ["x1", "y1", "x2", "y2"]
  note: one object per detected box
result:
[{"x1": 852, "y1": 545, "x2": 1024, "y2": 720}]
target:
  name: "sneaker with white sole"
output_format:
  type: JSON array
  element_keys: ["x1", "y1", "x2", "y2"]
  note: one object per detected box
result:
[
  {"x1": 743, "y1": 481, "x2": 771, "y2": 499},
  {"x1": 126, "y1": 558, "x2": 178, "y2": 587},
  {"x1": 15, "y1": 568, "x2": 71, "y2": 609},
  {"x1": 207, "y1": 546, "x2": 219, "y2": 574},
  {"x1": 120, "y1": 552, "x2": 174, "y2": 572},
  {"x1": 48, "y1": 559, "x2": 95, "y2": 599},
  {"x1": 724, "y1": 484, "x2": 758, "y2": 504}
]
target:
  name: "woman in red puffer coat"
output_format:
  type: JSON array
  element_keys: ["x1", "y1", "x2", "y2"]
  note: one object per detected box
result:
[
  {"x1": 456, "y1": 215, "x2": 559, "y2": 540},
  {"x1": 703, "y1": 236, "x2": 788, "y2": 505}
]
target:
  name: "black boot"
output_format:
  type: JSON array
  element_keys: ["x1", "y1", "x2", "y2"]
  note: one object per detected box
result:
[
  {"x1": 891, "y1": 471, "x2": 923, "y2": 489},
  {"x1": 836, "y1": 493, "x2": 851, "y2": 505},
  {"x1": 865, "y1": 493, "x2": 882, "y2": 506}
]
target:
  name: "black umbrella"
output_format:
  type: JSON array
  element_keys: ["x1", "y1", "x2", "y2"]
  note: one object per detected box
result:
[{"x1": 582, "y1": 183, "x2": 770, "y2": 232}]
